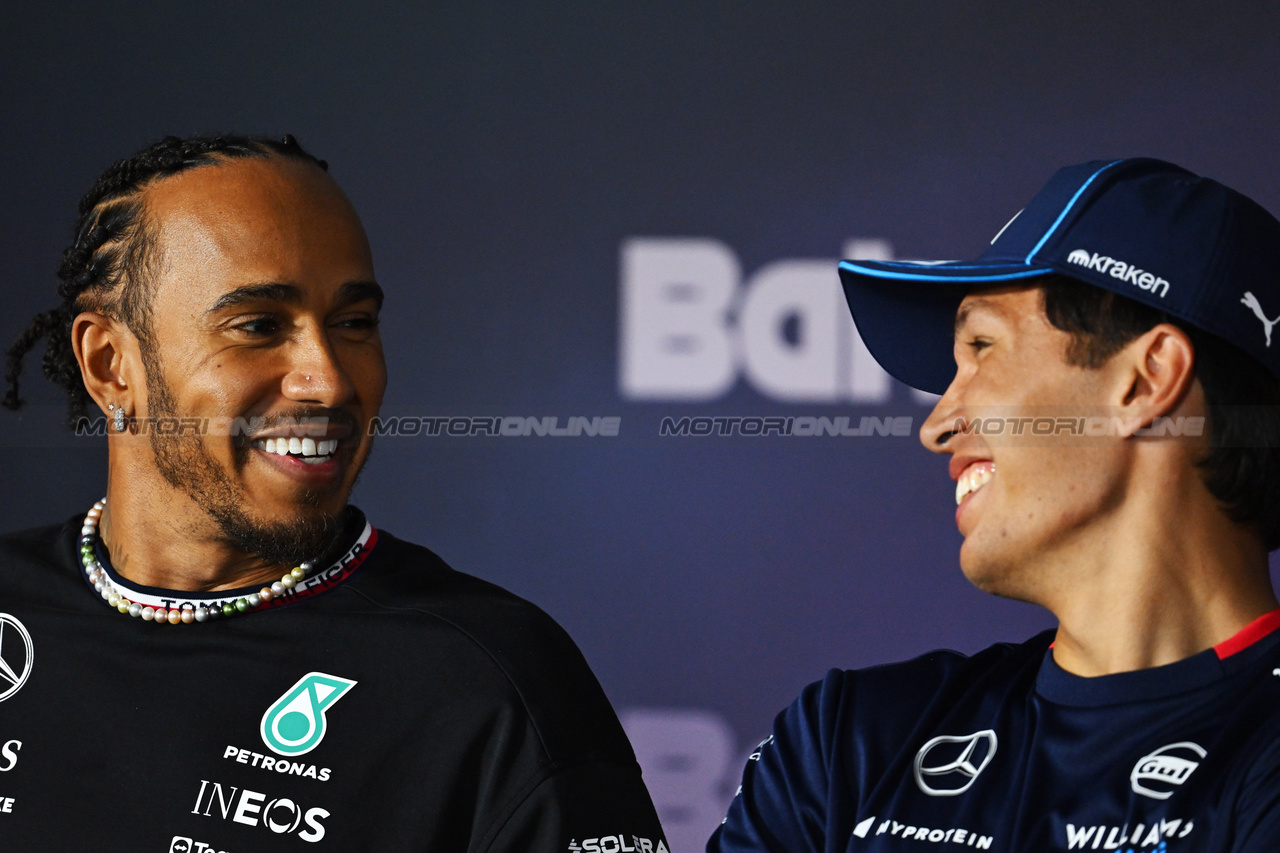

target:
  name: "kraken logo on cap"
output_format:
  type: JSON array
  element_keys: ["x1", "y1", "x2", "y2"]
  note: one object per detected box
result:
[{"x1": 260, "y1": 672, "x2": 357, "y2": 756}]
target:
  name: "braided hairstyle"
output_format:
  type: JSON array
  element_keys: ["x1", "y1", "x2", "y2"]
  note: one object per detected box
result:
[{"x1": 3, "y1": 134, "x2": 328, "y2": 425}]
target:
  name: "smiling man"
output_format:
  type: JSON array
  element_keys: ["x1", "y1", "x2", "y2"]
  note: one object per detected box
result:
[
  {"x1": 0, "y1": 135, "x2": 665, "y2": 851},
  {"x1": 710, "y1": 159, "x2": 1280, "y2": 852}
]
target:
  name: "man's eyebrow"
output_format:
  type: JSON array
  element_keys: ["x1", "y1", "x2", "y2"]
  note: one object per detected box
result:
[
  {"x1": 204, "y1": 281, "x2": 384, "y2": 314},
  {"x1": 206, "y1": 283, "x2": 302, "y2": 314},
  {"x1": 954, "y1": 299, "x2": 1005, "y2": 335},
  {"x1": 336, "y1": 281, "x2": 384, "y2": 310}
]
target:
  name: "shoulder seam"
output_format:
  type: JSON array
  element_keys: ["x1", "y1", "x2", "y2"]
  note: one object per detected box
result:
[
  {"x1": 342, "y1": 584, "x2": 561, "y2": 761},
  {"x1": 472, "y1": 757, "x2": 645, "y2": 853}
]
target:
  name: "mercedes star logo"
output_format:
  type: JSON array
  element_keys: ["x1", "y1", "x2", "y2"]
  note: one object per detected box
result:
[
  {"x1": 0, "y1": 614, "x2": 34, "y2": 702},
  {"x1": 913, "y1": 730, "x2": 998, "y2": 797}
]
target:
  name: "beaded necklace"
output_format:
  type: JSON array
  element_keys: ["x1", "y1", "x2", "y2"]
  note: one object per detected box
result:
[{"x1": 79, "y1": 497, "x2": 324, "y2": 625}]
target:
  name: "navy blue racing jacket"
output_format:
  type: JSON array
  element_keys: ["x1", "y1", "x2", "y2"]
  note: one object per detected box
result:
[{"x1": 711, "y1": 611, "x2": 1280, "y2": 852}]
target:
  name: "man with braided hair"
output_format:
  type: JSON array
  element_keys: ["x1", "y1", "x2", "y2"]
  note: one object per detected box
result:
[{"x1": 0, "y1": 134, "x2": 666, "y2": 851}]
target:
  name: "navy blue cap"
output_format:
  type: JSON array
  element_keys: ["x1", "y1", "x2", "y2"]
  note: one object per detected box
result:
[{"x1": 839, "y1": 158, "x2": 1280, "y2": 394}]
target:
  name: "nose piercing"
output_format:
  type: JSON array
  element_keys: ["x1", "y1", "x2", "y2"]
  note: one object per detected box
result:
[{"x1": 305, "y1": 375, "x2": 311, "y2": 381}]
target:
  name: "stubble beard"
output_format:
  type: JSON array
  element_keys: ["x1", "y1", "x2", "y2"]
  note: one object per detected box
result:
[{"x1": 143, "y1": 351, "x2": 346, "y2": 568}]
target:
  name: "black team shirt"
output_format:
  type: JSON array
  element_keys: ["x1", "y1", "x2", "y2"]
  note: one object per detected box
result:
[
  {"x1": 0, "y1": 511, "x2": 667, "y2": 852},
  {"x1": 710, "y1": 612, "x2": 1280, "y2": 852}
]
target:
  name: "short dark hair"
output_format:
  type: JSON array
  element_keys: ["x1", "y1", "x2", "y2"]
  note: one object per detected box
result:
[
  {"x1": 3, "y1": 134, "x2": 328, "y2": 425},
  {"x1": 1039, "y1": 273, "x2": 1280, "y2": 550}
]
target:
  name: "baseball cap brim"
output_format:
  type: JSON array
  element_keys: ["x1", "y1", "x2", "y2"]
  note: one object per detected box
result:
[{"x1": 838, "y1": 258, "x2": 1053, "y2": 395}]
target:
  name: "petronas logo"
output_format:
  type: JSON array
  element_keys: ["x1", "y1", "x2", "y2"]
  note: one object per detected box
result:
[{"x1": 260, "y1": 672, "x2": 357, "y2": 756}]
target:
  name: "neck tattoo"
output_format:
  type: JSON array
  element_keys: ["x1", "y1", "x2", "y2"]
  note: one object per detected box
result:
[{"x1": 79, "y1": 497, "x2": 320, "y2": 625}]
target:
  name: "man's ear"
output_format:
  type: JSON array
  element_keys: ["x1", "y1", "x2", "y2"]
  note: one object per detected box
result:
[
  {"x1": 71, "y1": 312, "x2": 141, "y2": 415},
  {"x1": 1111, "y1": 323, "x2": 1197, "y2": 436}
]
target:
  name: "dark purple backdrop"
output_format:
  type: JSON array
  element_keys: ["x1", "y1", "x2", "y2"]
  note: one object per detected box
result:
[{"x1": 3, "y1": 4, "x2": 1280, "y2": 848}]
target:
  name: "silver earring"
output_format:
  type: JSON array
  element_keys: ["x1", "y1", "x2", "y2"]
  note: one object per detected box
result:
[{"x1": 114, "y1": 408, "x2": 127, "y2": 433}]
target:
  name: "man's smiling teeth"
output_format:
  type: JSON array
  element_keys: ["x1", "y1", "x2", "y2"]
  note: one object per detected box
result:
[
  {"x1": 955, "y1": 465, "x2": 995, "y2": 505},
  {"x1": 254, "y1": 437, "x2": 338, "y2": 463}
]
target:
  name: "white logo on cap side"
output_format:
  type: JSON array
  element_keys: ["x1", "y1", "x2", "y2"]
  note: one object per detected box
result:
[
  {"x1": 1241, "y1": 292, "x2": 1279, "y2": 347},
  {"x1": 912, "y1": 730, "x2": 997, "y2": 796},
  {"x1": 1066, "y1": 249, "x2": 1170, "y2": 298},
  {"x1": 0, "y1": 614, "x2": 34, "y2": 702}
]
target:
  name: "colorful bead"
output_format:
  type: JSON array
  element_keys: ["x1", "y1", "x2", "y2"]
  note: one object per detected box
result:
[{"x1": 79, "y1": 497, "x2": 317, "y2": 626}]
